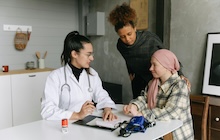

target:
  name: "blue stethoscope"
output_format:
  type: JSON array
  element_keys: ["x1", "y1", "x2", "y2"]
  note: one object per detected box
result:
[{"x1": 60, "y1": 66, "x2": 93, "y2": 110}]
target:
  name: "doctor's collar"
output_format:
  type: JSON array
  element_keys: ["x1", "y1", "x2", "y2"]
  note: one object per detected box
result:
[{"x1": 68, "y1": 62, "x2": 83, "y2": 81}]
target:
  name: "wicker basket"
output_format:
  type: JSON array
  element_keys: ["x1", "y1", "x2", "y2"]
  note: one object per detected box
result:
[{"x1": 14, "y1": 28, "x2": 28, "y2": 50}]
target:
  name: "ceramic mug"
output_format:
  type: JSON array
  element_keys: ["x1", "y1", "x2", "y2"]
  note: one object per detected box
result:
[{"x1": 2, "y1": 65, "x2": 9, "y2": 72}]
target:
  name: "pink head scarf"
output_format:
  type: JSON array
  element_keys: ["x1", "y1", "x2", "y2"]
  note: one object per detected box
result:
[{"x1": 147, "y1": 49, "x2": 180, "y2": 109}]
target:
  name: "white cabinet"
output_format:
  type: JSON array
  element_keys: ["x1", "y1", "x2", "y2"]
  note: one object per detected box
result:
[
  {"x1": 11, "y1": 71, "x2": 50, "y2": 126},
  {"x1": 0, "y1": 68, "x2": 52, "y2": 128},
  {"x1": 0, "y1": 75, "x2": 12, "y2": 129}
]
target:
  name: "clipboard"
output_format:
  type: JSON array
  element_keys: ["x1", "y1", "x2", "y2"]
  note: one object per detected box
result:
[{"x1": 72, "y1": 115, "x2": 121, "y2": 131}]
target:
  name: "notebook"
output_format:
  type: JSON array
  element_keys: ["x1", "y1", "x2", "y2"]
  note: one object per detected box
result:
[{"x1": 73, "y1": 115, "x2": 123, "y2": 131}]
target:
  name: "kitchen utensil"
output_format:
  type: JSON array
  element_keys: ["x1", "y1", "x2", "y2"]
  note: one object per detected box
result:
[
  {"x1": 36, "y1": 51, "x2": 41, "y2": 59},
  {"x1": 43, "y1": 51, "x2": 47, "y2": 59}
]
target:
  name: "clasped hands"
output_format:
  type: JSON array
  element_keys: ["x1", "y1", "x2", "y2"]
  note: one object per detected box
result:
[
  {"x1": 78, "y1": 101, "x2": 117, "y2": 121},
  {"x1": 123, "y1": 103, "x2": 143, "y2": 116}
]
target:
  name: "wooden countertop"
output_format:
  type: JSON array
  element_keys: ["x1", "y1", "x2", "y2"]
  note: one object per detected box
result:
[{"x1": 0, "y1": 68, "x2": 54, "y2": 76}]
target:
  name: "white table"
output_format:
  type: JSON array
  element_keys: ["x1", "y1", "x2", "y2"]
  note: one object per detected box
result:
[{"x1": 0, "y1": 105, "x2": 182, "y2": 140}]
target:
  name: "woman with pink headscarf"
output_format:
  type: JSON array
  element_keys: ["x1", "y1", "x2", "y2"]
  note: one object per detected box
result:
[{"x1": 123, "y1": 49, "x2": 194, "y2": 140}]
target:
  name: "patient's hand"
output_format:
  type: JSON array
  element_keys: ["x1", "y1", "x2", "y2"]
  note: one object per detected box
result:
[{"x1": 123, "y1": 104, "x2": 140, "y2": 116}]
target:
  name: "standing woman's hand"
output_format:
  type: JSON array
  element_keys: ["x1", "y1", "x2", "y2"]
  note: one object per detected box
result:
[
  {"x1": 129, "y1": 73, "x2": 135, "y2": 81},
  {"x1": 180, "y1": 75, "x2": 191, "y2": 92}
]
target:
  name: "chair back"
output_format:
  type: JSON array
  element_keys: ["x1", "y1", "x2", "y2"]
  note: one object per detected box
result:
[{"x1": 190, "y1": 95, "x2": 209, "y2": 140}]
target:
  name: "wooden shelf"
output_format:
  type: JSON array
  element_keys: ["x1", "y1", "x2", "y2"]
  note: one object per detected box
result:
[{"x1": 0, "y1": 68, "x2": 53, "y2": 76}]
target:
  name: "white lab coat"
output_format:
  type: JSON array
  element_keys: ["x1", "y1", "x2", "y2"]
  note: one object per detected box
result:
[{"x1": 41, "y1": 64, "x2": 116, "y2": 120}]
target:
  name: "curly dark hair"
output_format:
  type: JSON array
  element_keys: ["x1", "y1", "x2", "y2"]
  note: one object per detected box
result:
[{"x1": 108, "y1": 3, "x2": 137, "y2": 32}]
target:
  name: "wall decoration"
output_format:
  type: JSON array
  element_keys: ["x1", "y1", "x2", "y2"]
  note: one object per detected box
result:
[
  {"x1": 14, "y1": 28, "x2": 29, "y2": 50},
  {"x1": 203, "y1": 32, "x2": 220, "y2": 96},
  {"x1": 130, "y1": 0, "x2": 148, "y2": 30}
]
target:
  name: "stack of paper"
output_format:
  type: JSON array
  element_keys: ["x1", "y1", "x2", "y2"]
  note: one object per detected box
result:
[{"x1": 95, "y1": 118, "x2": 122, "y2": 129}]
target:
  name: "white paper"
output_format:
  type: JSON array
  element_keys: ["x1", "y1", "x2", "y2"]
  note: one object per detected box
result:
[{"x1": 95, "y1": 118, "x2": 123, "y2": 129}]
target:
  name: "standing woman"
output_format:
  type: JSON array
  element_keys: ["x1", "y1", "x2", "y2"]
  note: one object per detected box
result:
[
  {"x1": 41, "y1": 31, "x2": 117, "y2": 121},
  {"x1": 108, "y1": 3, "x2": 188, "y2": 99}
]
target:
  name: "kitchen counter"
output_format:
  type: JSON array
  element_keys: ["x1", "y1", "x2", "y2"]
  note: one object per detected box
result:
[{"x1": 0, "y1": 68, "x2": 54, "y2": 76}]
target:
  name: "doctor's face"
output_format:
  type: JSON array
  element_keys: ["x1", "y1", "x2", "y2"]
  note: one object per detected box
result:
[{"x1": 72, "y1": 43, "x2": 94, "y2": 69}]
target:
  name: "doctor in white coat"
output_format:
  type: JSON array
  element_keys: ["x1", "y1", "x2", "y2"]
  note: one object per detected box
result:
[{"x1": 41, "y1": 31, "x2": 117, "y2": 121}]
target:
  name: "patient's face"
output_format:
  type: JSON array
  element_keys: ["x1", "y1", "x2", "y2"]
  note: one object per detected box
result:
[{"x1": 149, "y1": 57, "x2": 167, "y2": 79}]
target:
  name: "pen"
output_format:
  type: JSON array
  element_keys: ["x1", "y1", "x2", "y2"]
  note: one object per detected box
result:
[{"x1": 89, "y1": 101, "x2": 98, "y2": 112}]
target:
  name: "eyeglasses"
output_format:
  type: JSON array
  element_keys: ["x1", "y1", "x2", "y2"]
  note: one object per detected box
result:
[{"x1": 79, "y1": 52, "x2": 94, "y2": 57}]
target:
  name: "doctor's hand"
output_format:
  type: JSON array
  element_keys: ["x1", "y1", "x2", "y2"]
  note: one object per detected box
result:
[
  {"x1": 123, "y1": 104, "x2": 141, "y2": 116},
  {"x1": 77, "y1": 101, "x2": 96, "y2": 120},
  {"x1": 102, "y1": 107, "x2": 118, "y2": 121}
]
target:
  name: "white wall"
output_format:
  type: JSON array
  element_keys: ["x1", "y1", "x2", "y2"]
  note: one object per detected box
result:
[{"x1": 0, "y1": 0, "x2": 79, "y2": 70}]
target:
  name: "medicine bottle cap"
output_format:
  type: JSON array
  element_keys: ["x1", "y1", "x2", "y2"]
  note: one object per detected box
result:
[{"x1": 62, "y1": 119, "x2": 68, "y2": 126}]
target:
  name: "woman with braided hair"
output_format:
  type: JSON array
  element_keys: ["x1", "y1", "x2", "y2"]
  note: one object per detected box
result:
[{"x1": 108, "y1": 3, "x2": 189, "y2": 99}]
